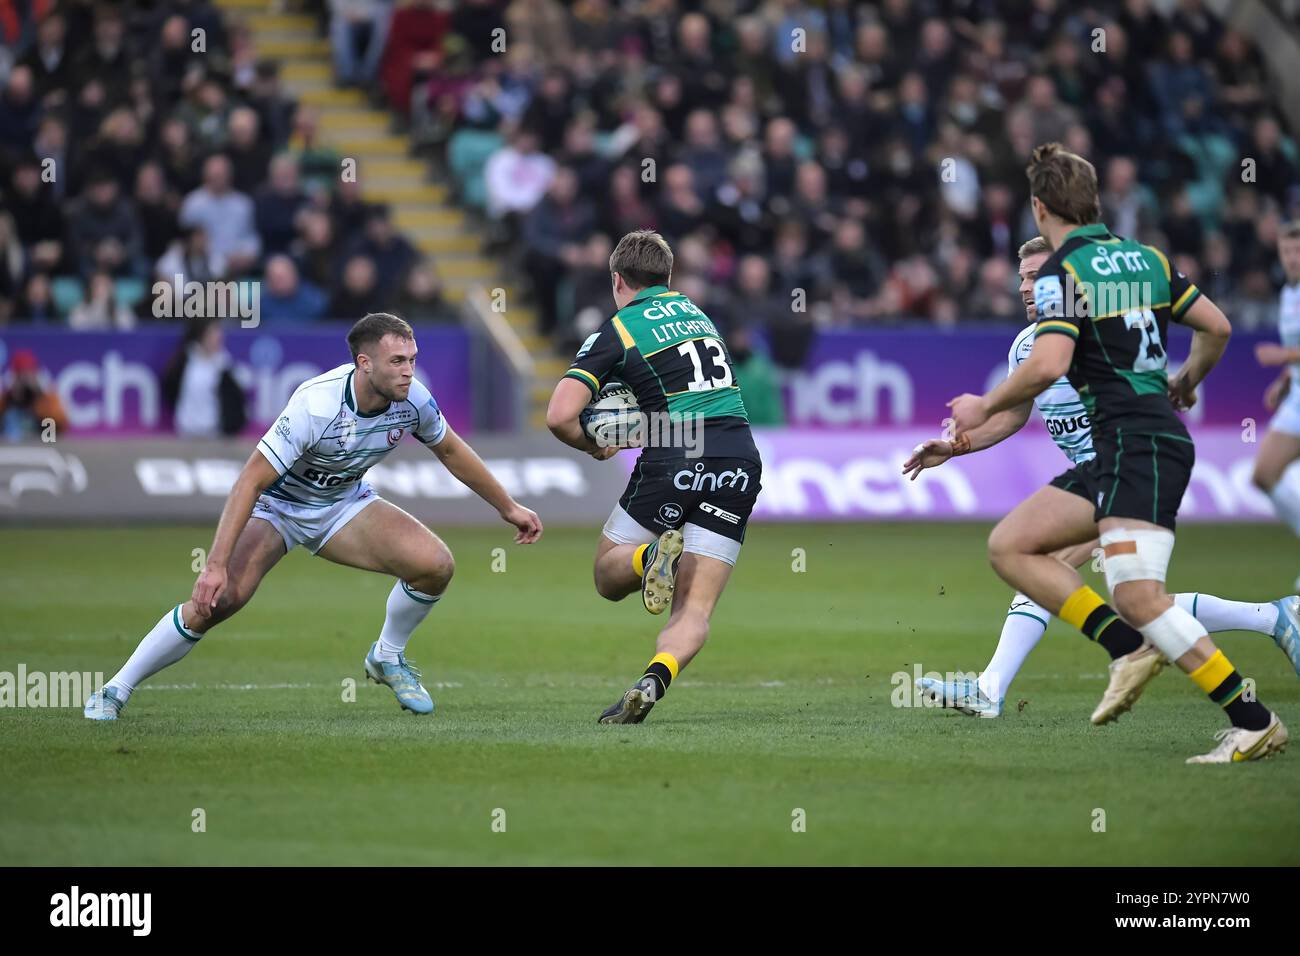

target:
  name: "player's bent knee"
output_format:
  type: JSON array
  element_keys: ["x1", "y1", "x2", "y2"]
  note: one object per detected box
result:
[
  {"x1": 414, "y1": 548, "x2": 455, "y2": 594},
  {"x1": 594, "y1": 575, "x2": 630, "y2": 601}
]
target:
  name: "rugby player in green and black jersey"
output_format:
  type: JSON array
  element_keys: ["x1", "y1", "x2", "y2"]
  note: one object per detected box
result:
[
  {"x1": 949, "y1": 144, "x2": 1287, "y2": 763},
  {"x1": 547, "y1": 230, "x2": 763, "y2": 724}
]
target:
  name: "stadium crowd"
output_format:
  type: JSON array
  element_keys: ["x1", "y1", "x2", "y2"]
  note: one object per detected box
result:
[
  {"x1": 1, "y1": 0, "x2": 1299, "y2": 372},
  {"x1": 0, "y1": 0, "x2": 457, "y2": 329}
]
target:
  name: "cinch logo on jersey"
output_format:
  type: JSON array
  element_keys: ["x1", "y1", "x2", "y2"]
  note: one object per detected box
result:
[
  {"x1": 50, "y1": 886, "x2": 151, "y2": 936},
  {"x1": 673, "y1": 461, "x2": 752, "y2": 492}
]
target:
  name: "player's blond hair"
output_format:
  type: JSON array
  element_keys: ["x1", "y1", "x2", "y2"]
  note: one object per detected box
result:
[
  {"x1": 610, "y1": 230, "x2": 673, "y2": 289},
  {"x1": 1026, "y1": 142, "x2": 1100, "y2": 226},
  {"x1": 1018, "y1": 236, "x2": 1051, "y2": 259}
]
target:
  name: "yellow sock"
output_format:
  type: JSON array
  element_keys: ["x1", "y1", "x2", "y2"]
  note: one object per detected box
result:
[
  {"x1": 643, "y1": 652, "x2": 679, "y2": 697},
  {"x1": 1189, "y1": 650, "x2": 1235, "y2": 696},
  {"x1": 632, "y1": 543, "x2": 651, "y2": 578},
  {"x1": 1059, "y1": 585, "x2": 1106, "y2": 632},
  {"x1": 647, "y1": 652, "x2": 680, "y2": 681}
]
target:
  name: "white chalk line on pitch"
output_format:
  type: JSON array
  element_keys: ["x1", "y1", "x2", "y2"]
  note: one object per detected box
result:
[{"x1": 140, "y1": 674, "x2": 1110, "y2": 692}]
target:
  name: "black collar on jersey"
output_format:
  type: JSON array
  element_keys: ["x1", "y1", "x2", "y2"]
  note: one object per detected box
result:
[
  {"x1": 626, "y1": 284, "x2": 670, "y2": 307},
  {"x1": 343, "y1": 368, "x2": 387, "y2": 418}
]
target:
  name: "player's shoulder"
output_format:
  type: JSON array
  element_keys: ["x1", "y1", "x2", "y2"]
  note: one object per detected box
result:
[
  {"x1": 288, "y1": 363, "x2": 354, "y2": 418},
  {"x1": 1009, "y1": 323, "x2": 1036, "y2": 364},
  {"x1": 406, "y1": 376, "x2": 436, "y2": 407}
]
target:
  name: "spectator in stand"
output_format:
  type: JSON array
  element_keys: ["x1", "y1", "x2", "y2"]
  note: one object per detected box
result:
[
  {"x1": 18, "y1": 10, "x2": 69, "y2": 103},
  {"x1": 8, "y1": 156, "x2": 64, "y2": 274},
  {"x1": 1, "y1": 349, "x2": 68, "y2": 441},
  {"x1": 966, "y1": 256, "x2": 1020, "y2": 322},
  {"x1": 246, "y1": 60, "x2": 297, "y2": 152},
  {"x1": 394, "y1": 262, "x2": 458, "y2": 325},
  {"x1": 179, "y1": 154, "x2": 260, "y2": 277},
  {"x1": 331, "y1": 0, "x2": 395, "y2": 90},
  {"x1": 157, "y1": 226, "x2": 223, "y2": 286},
  {"x1": 523, "y1": 167, "x2": 596, "y2": 334},
  {"x1": 255, "y1": 155, "x2": 309, "y2": 256},
  {"x1": 378, "y1": 0, "x2": 447, "y2": 111},
  {"x1": 290, "y1": 209, "x2": 340, "y2": 290},
  {"x1": 162, "y1": 318, "x2": 247, "y2": 438},
  {"x1": 261, "y1": 254, "x2": 327, "y2": 323},
  {"x1": 66, "y1": 170, "x2": 145, "y2": 280},
  {"x1": 329, "y1": 254, "x2": 384, "y2": 319},
  {"x1": 68, "y1": 270, "x2": 136, "y2": 330},
  {"x1": 134, "y1": 162, "x2": 180, "y2": 265},
  {"x1": 343, "y1": 205, "x2": 419, "y2": 293},
  {"x1": 484, "y1": 126, "x2": 556, "y2": 220},
  {"x1": 17, "y1": 274, "x2": 58, "y2": 323},
  {"x1": 0, "y1": 65, "x2": 41, "y2": 149},
  {"x1": 225, "y1": 107, "x2": 274, "y2": 196}
]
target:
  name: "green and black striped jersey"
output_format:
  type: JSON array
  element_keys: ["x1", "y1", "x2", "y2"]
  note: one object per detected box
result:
[
  {"x1": 565, "y1": 285, "x2": 758, "y2": 461},
  {"x1": 1032, "y1": 223, "x2": 1200, "y2": 437}
]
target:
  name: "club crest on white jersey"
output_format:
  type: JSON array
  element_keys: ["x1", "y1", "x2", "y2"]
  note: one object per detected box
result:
[{"x1": 256, "y1": 363, "x2": 447, "y2": 508}]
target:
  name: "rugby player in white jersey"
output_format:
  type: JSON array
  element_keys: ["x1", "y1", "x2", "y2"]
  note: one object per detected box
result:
[
  {"x1": 85, "y1": 313, "x2": 542, "y2": 719},
  {"x1": 1253, "y1": 221, "x2": 1300, "y2": 580},
  {"x1": 903, "y1": 237, "x2": 1300, "y2": 717}
]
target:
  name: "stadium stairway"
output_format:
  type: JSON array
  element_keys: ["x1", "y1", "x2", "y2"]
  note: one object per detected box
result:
[{"x1": 215, "y1": 0, "x2": 570, "y2": 430}]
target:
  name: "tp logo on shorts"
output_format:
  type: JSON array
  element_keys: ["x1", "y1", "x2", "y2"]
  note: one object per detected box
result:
[
  {"x1": 387, "y1": 427, "x2": 404, "y2": 446},
  {"x1": 658, "y1": 502, "x2": 683, "y2": 524}
]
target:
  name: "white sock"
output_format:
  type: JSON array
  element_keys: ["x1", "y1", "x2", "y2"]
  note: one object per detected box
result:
[
  {"x1": 107, "y1": 605, "x2": 202, "y2": 696},
  {"x1": 376, "y1": 581, "x2": 440, "y2": 663},
  {"x1": 978, "y1": 594, "x2": 1049, "y2": 701},
  {"x1": 1175, "y1": 593, "x2": 1278, "y2": 635},
  {"x1": 1269, "y1": 465, "x2": 1300, "y2": 536}
]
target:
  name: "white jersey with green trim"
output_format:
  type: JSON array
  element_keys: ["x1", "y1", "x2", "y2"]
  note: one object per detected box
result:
[
  {"x1": 1281, "y1": 281, "x2": 1300, "y2": 379},
  {"x1": 255, "y1": 363, "x2": 447, "y2": 508},
  {"x1": 1009, "y1": 324, "x2": 1094, "y2": 464}
]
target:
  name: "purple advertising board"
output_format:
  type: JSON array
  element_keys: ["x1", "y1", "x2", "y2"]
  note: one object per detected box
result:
[
  {"x1": 739, "y1": 425, "x2": 1269, "y2": 522},
  {"x1": 0, "y1": 325, "x2": 472, "y2": 436},
  {"x1": 784, "y1": 327, "x2": 1277, "y2": 430},
  {"x1": 608, "y1": 425, "x2": 1270, "y2": 523}
]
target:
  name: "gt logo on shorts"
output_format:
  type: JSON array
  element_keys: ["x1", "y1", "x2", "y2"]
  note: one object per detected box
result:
[
  {"x1": 659, "y1": 503, "x2": 683, "y2": 523},
  {"x1": 700, "y1": 501, "x2": 740, "y2": 524}
]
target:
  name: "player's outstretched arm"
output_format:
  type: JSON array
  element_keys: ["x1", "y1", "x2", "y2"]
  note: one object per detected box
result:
[
  {"x1": 546, "y1": 378, "x2": 617, "y2": 460},
  {"x1": 901, "y1": 402, "x2": 1032, "y2": 481},
  {"x1": 430, "y1": 425, "x2": 542, "y2": 543},
  {"x1": 948, "y1": 335, "x2": 1071, "y2": 434},
  {"x1": 1168, "y1": 295, "x2": 1232, "y2": 410},
  {"x1": 192, "y1": 450, "x2": 280, "y2": 616}
]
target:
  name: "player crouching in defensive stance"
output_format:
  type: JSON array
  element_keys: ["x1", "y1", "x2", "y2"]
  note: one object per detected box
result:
[
  {"x1": 904, "y1": 237, "x2": 1300, "y2": 718},
  {"x1": 546, "y1": 230, "x2": 762, "y2": 724},
  {"x1": 948, "y1": 144, "x2": 1287, "y2": 763},
  {"x1": 85, "y1": 313, "x2": 542, "y2": 720}
]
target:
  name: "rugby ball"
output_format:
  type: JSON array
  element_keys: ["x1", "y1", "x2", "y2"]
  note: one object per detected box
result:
[{"x1": 580, "y1": 383, "x2": 643, "y2": 448}]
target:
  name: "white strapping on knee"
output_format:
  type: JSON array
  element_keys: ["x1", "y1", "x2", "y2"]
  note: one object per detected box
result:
[
  {"x1": 682, "y1": 523, "x2": 741, "y2": 566},
  {"x1": 1098, "y1": 527, "x2": 1175, "y2": 586},
  {"x1": 1138, "y1": 604, "x2": 1207, "y2": 661}
]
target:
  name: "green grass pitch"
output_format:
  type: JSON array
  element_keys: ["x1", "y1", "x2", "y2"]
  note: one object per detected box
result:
[{"x1": 1, "y1": 522, "x2": 1298, "y2": 866}]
